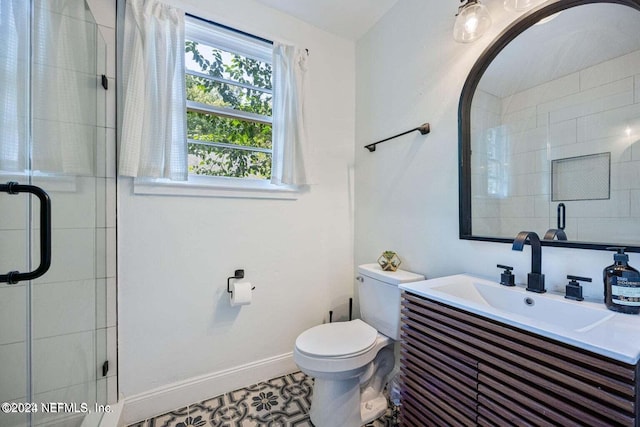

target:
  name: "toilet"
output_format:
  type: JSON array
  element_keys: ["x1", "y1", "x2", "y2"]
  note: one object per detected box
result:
[{"x1": 294, "y1": 264, "x2": 424, "y2": 427}]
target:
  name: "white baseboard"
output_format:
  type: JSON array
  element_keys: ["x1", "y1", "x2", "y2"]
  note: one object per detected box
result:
[{"x1": 122, "y1": 352, "x2": 297, "y2": 425}]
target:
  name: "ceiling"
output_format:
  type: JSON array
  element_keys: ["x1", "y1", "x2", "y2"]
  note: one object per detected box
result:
[
  {"x1": 252, "y1": 0, "x2": 398, "y2": 40},
  {"x1": 479, "y1": 3, "x2": 640, "y2": 98}
]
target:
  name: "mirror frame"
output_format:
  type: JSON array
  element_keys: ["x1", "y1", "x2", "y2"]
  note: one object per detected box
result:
[{"x1": 459, "y1": 0, "x2": 640, "y2": 252}]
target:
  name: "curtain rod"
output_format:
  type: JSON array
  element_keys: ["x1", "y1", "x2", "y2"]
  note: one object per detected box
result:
[{"x1": 364, "y1": 123, "x2": 431, "y2": 152}]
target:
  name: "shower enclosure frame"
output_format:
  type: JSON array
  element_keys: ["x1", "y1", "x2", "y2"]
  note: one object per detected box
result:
[{"x1": 0, "y1": 0, "x2": 117, "y2": 425}]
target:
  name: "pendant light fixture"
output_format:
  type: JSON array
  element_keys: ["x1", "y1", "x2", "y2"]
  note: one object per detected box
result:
[
  {"x1": 503, "y1": 0, "x2": 546, "y2": 12},
  {"x1": 453, "y1": 0, "x2": 492, "y2": 43}
]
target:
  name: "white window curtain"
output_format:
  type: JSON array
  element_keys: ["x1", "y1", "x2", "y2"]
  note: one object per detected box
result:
[
  {"x1": 0, "y1": 0, "x2": 28, "y2": 173},
  {"x1": 32, "y1": 2, "x2": 95, "y2": 176},
  {"x1": 271, "y1": 43, "x2": 311, "y2": 186},
  {"x1": 1, "y1": 0, "x2": 94, "y2": 176},
  {"x1": 120, "y1": 0, "x2": 187, "y2": 181}
]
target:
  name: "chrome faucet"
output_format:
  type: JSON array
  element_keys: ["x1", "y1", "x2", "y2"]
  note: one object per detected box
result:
[{"x1": 512, "y1": 231, "x2": 545, "y2": 293}]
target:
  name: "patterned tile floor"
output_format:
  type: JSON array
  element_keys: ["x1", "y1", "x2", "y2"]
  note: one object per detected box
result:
[{"x1": 128, "y1": 371, "x2": 398, "y2": 427}]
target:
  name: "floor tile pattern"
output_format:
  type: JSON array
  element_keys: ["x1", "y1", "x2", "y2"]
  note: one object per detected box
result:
[{"x1": 128, "y1": 372, "x2": 398, "y2": 427}]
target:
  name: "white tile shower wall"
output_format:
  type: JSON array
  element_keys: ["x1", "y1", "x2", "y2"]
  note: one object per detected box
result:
[
  {"x1": 33, "y1": 382, "x2": 100, "y2": 425},
  {"x1": 355, "y1": 0, "x2": 640, "y2": 304},
  {"x1": 31, "y1": 6, "x2": 99, "y2": 176},
  {"x1": 580, "y1": 49, "x2": 640, "y2": 91},
  {"x1": 0, "y1": 286, "x2": 26, "y2": 345},
  {"x1": 0, "y1": 0, "x2": 30, "y2": 414},
  {"x1": 32, "y1": 279, "x2": 96, "y2": 339},
  {"x1": 0, "y1": 0, "x2": 118, "y2": 411},
  {"x1": 577, "y1": 102, "x2": 640, "y2": 142},
  {"x1": 117, "y1": 0, "x2": 355, "y2": 415},
  {"x1": 0, "y1": 341, "x2": 27, "y2": 402},
  {"x1": 497, "y1": 48, "x2": 640, "y2": 241}
]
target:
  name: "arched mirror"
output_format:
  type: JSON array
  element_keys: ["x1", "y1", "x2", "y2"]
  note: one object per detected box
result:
[{"x1": 459, "y1": 0, "x2": 640, "y2": 251}]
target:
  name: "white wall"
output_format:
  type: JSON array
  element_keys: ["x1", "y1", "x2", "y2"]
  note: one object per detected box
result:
[
  {"x1": 355, "y1": 1, "x2": 640, "y2": 301},
  {"x1": 118, "y1": 0, "x2": 356, "y2": 408}
]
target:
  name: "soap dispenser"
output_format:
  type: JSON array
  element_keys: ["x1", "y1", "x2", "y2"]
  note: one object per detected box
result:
[{"x1": 603, "y1": 247, "x2": 640, "y2": 314}]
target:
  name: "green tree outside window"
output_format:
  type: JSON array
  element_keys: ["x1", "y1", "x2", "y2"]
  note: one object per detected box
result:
[{"x1": 186, "y1": 40, "x2": 273, "y2": 179}]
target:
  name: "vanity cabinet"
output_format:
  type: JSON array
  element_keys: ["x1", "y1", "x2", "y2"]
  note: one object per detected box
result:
[{"x1": 399, "y1": 292, "x2": 639, "y2": 426}]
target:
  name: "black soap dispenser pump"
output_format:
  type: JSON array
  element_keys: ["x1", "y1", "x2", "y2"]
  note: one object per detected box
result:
[{"x1": 603, "y1": 247, "x2": 640, "y2": 314}]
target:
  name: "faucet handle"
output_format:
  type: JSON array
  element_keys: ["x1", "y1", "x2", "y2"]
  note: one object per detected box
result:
[
  {"x1": 565, "y1": 275, "x2": 591, "y2": 301},
  {"x1": 497, "y1": 264, "x2": 515, "y2": 287},
  {"x1": 567, "y1": 275, "x2": 592, "y2": 283}
]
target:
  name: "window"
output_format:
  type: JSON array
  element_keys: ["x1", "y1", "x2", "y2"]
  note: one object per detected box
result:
[
  {"x1": 128, "y1": 14, "x2": 306, "y2": 196},
  {"x1": 485, "y1": 126, "x2": 509, "y2": 198},
  {"x1": 185, "y1": 17, "x2": 273, "y2": 180}
]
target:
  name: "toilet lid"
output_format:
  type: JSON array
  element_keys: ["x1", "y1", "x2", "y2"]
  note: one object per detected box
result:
[{"x1": 296, "y1": 319, "x2": 378, "y2": 357}]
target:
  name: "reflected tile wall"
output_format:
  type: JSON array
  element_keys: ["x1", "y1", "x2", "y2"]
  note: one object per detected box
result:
[{"x1": 473, "y1": 47, "x2": 640, "y2": 241}]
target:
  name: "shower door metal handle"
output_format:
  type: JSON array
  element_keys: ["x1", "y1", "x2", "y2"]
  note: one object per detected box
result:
[{"x1": 0, "y1": 182, "x2": 52, "y2": 284}]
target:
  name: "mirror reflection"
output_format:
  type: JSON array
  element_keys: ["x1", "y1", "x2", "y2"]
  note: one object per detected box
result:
[{"x1": 468, "y1": 2, "x2": 640, "y2": 246}]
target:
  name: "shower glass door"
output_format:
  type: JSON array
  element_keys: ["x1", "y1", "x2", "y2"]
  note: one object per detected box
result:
[{"x1": 0, "y1": 1, "x2": 109, "y2": 426}]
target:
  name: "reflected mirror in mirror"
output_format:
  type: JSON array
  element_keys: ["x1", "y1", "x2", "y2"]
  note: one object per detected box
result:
[{"x1": 461, "y1": 1, "x2": 640, "y2": 249}]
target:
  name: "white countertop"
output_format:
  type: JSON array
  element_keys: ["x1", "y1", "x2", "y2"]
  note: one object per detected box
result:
[{"x1": 400, "y1": 274, "x2": 640, "y2": 364}]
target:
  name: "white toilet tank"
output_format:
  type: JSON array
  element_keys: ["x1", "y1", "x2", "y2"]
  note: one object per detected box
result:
[{"x1": 357, "y1": 264, "x2": 425, "y2": 340}]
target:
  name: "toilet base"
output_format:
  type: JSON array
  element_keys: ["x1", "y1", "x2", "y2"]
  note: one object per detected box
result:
[
  {"x1": 310, "y1": 376, "x2": 362, "y2": 427},
  {"x1": 360, "y1": 347, "x2": 394, "y2": 424},
  {"x1": 308, "y1": 377, "x2": 390, "y2": 427},
  {"x1": 360, "y1": 394, "x2": 388, "y2": 425},
  {"x1": 308, "y1": 346, "x2": 395, "y2": 427}
]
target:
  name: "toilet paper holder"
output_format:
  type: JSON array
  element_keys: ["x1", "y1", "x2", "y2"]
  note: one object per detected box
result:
[{"x1": 227, "y1": 269, "x2": 255, "y2": 294}]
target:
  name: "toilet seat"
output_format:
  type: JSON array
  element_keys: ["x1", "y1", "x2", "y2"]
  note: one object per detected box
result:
[
  {"x1": 295, "y1": 319, "x2": 378, "y2": 358},
  {"x1": 294, "y1": 320, "x2": 392, "y2": 378}
]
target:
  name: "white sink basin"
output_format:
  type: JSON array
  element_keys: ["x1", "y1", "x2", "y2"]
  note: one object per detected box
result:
[
  {"x1": 400, "y1": 274, "x2": 640, "y2": 364},
  {"x1": 429, "y1": 278, "x2": 615, "y2": 331}
]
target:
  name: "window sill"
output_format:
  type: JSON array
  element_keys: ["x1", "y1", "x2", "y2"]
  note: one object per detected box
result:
[{"x1": 133, "y1": 175, "x2": 299, "y2": 200}]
